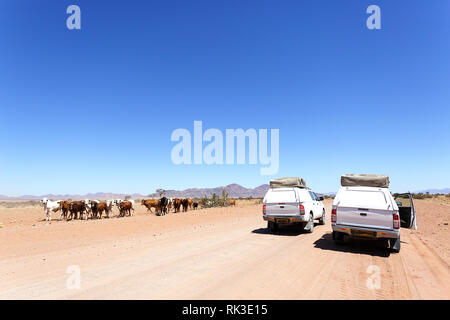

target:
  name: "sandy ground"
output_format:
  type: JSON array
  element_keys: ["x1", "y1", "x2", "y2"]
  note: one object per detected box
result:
[{"x1": 0, "y1": 199, "x2": 449, "y2": 299}]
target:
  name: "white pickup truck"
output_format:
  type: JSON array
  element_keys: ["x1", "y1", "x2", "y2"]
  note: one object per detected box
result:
[
  {"x1": 331, "y1": 174, "x2": 417, "y2": 253},
  {"x1": 262, "y1": 177, "x2": 325, "y2": 233}
]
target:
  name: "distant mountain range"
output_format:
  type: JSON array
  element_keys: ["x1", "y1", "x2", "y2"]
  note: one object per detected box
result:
[
  {"x1": 0, "y1": 184, "x2": 271, "y2": 200},
  {"x1": 147, "y1": 183, "x2": 270, "y2": 199},
  {"x1": 1, "y1": 185, "x2": 448, "y2": 201},
  {"x1": 414, "y1": 188, "x2": 450, "y2": 194}
]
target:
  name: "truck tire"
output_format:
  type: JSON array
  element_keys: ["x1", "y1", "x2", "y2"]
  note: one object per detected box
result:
[
  {"x1": 307, "y1": 213, "x2": 314, "y2": 233},
  {"x1": 319, "y1": 209, "x2": 325, "y2": 225},
  {"x1": 381, "y1": 238, "x2": 390, "y2": 249},
  {"x1": 390, "y1": 237, "x2": 401, "y2": 253},
  {"x1": 268, "y1": 221, "x2": 278, "y2": 231},
  {"x1": 333, "y1": 231, "x2": 345, "y2": 244}
]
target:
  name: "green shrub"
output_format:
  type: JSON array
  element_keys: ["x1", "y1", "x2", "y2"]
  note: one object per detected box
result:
[{"x1": 200, "y1": 189, "x2": 230, "y2": 208}]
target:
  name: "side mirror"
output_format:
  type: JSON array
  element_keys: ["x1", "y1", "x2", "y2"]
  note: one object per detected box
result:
[{"x1": 319, "y1": 196, "x2": 324, "y2": 201}]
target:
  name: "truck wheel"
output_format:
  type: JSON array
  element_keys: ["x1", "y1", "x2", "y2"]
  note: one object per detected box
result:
[
  {"x1": 319, "y1": 209, "x2": 325, "y2": 225},
  {"x1": 333, "y1": 231, "x2": 345, "y2": 244},
  {"x1": 390, "y1": 237, "x2": 401, "y2": 253},
  {"x1": 381, "y1": 239, "x2": 390, "y2": 249},
  {"x1": 307, "y1": 213, "x2": 314, "y2": 233}
]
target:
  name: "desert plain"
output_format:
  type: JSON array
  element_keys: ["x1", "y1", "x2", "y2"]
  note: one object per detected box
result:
[{"x1": 0, "y1": 197, "x2": 449, "y2": 299}]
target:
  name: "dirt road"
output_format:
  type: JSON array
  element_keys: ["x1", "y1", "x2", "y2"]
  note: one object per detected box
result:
[{"x1": 0, "y1": 200, "x2": 449, "y2": 299}]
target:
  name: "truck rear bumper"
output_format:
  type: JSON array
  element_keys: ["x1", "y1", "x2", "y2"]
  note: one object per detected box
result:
[
  {"x1": 263, "y1": 215, "x2": 308, "y2": 224},
  {"x1": 332, "y1": 224, "x2": 399, "y2": 239}
]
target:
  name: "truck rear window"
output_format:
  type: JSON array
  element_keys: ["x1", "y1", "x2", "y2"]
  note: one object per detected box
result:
[
  {"x1": 338, "y1": 190, "x2": 390, "y2": 210},
  {"x1": 265, "y1": 189, "x2": 297, "y2": 203}
]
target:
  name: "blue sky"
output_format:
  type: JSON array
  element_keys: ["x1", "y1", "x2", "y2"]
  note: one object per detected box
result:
[{"x1": 1, "y1": 0, "x2": 449, "y2": 196}]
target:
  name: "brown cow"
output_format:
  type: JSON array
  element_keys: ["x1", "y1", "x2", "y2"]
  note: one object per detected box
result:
[
  {"x1": 98, "y1": 202, "x2": 108, "y2": 218},
  {"x1": 181, "y1": 198, "x2": 189, "y2": 212},
  {"x1": 187, "y1": 198, "x2": 194, "y2": 209},
  {"x1": 88, "y1": 201, "x2": 98, "y2": 219},
  {"x1": 228, "y1": 200, "x2": 236, "y2": 206},
  {"x1": 58, "y1": 200, "x2": 72, "y2": 220},
  {"x1": 141, "y1": 199, "x2": 159, "y2": 213},
  {"x1": 172, "y1": 198, "x2": 182, "y2": 213},
  {"x1": 119, "y1": 201, "x2": 132, "y2": 217},
  {"x1": 70, "y1": 201, "x2": 87, "y2": 220},
  {"x1": 90, "y1": 201, "x2": 108, "y2": 219}
]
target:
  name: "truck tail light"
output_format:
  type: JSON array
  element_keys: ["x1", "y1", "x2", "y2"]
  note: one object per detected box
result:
[
  {"x1": 262, "y1": 204, "x2": 266, "y2": 215},
  {"x1": 299, "y1": 204, "x2": 305, "y2": 215},
  {"x1": 393, "y1": 213, "x2": 400, "y2": 229},
  {"x1": 331, "y1": 208, "x2": 337, "y2": 223}
]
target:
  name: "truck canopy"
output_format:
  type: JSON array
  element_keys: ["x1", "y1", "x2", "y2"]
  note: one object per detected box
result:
[
  {"x1": 270, "y1": 177, "x2": 306, "y2": 188},
  {"x1": 334, "y1": 186, "x2": 396, "y2": 230},
  {"x1": 337, "y1": 187, "x2": 394, "y2": 211},
  {"x1": 341, "y1": 174, "x2": 389, "y2": 188}
]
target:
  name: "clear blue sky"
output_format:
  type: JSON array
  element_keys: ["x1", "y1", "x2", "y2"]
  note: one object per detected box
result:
[{"x1": 1, "y1": 0, "x2": 449, "y2": 196}]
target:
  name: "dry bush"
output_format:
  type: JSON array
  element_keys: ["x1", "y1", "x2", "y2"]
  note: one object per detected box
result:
[{"x1": 0, "y1": 201, "x2": 40, "y2": 208}]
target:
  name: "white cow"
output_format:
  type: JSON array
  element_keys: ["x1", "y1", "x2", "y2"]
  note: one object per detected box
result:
[
  {"x1": 82, "y1": 199, "x2": 92, "y2": 219},
  {"x1": 114, "y1": 199, "x2": 123, "y2": 207},
  {"x1": 106, "y1": 199, "x2": 115, "y2": 218},
  {"x1": 40, "y1": 198, "x2": 61, "y2": 221}
]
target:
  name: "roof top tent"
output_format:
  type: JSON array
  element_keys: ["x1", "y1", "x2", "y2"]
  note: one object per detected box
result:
[
  {"x1": 340, "y1": 174, "x2": 389, "y2": 188},
  {"x1": 269, "y1": 177, "x2": 307, "y2": 189}
]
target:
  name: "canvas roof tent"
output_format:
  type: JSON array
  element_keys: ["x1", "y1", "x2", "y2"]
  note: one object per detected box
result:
[
  {"x1": 341, "y1": 174, "x2": 389, "y2": 188},
  {"x1": 270, "y1": 177, "x2": 307, "y2": 188}
]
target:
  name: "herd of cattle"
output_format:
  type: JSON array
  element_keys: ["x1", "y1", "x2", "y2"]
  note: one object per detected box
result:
[{"x1": 39, "y1": 197, "x2": 228, "y2": 222}]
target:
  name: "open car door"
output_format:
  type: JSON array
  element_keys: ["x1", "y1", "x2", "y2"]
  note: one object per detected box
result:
[{"x1": 394, "y1": 193, "x2": 417, "y2": 230}]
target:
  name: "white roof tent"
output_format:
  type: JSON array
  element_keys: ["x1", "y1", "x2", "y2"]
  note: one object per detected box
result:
[
  {"x1": 269, "y1": 177, "x2": 307, "y2": 188},
  {"x1": 341, "y1": 174, "x2": 389, "y2": 188}
]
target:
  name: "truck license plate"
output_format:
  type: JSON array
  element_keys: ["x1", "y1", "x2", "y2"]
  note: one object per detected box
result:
[
  {"x1": 351, "y1": 230, "x2": 376, "y2": 238},
  {"x1": 276, "y1": 218, "x2": 289, "y2": 224}
]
